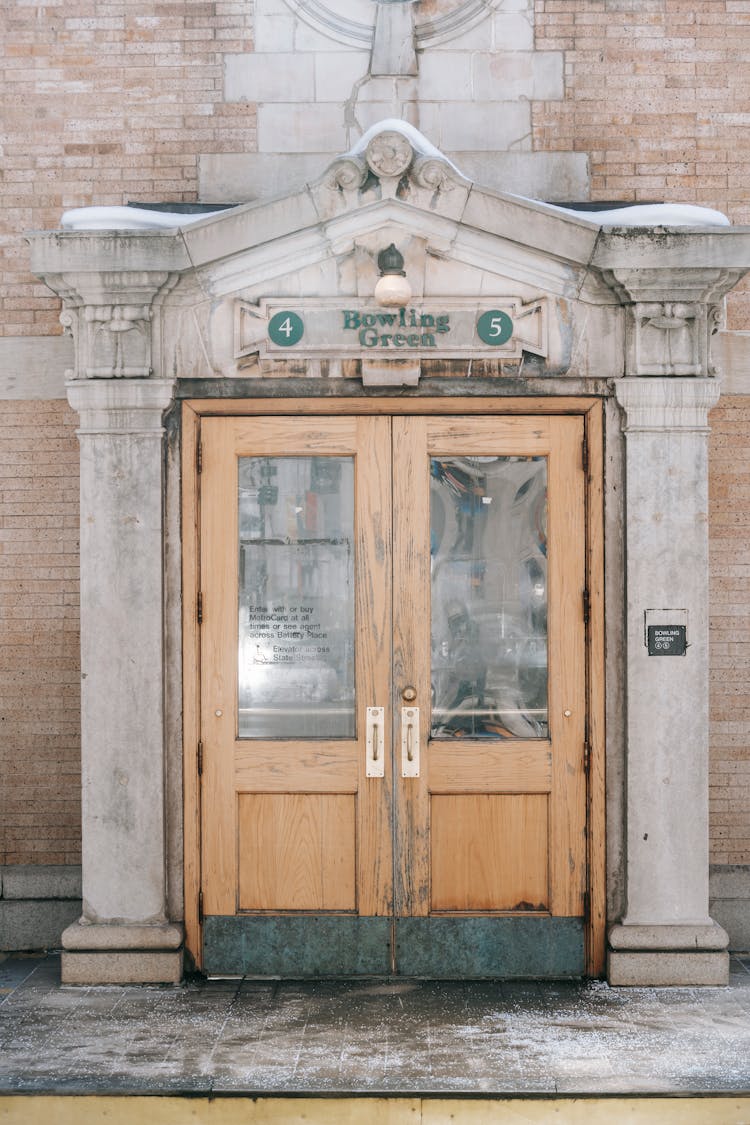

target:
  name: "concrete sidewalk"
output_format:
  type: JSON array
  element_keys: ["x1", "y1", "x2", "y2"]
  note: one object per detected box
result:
[{"x1": 1, "y1": 952, "x2": 750, "y2": 1099}]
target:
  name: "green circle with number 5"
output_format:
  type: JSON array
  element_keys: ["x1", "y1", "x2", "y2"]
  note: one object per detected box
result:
[
  {"x1": 476, "y1": 310, "x2": 513, "y2": 346},
  {"x1": 268, "y1": 311, "x2": 304, "y2": 347}
]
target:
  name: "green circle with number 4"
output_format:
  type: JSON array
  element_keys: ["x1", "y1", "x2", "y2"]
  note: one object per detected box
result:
[
  {"x1": 268, "y1": 311, "x2": 304, "y2": 347},
  {"x1": 476, "y1": 310, "x2": 513, "y2": 346}
]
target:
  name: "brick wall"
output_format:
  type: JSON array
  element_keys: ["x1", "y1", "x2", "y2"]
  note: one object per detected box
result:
[
  {"x1": 710, "y1": 397, "x2": 750, "y2": 866},
  {"x1": 0, "y1": 401, "x2": 81, "y2": 865},
  {"x1": 1, "y1": 0, "x2": 749, "y2": 873},
  {"x1": 533, "y1": 0, "x2": 750, "y2": 329},
  {"x1": 0, "y1": 0, "x2": 255, "y2": 338}
]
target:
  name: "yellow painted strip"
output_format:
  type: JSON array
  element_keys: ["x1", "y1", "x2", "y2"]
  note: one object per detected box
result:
[
  {"x1": 424, "y1": 1099, "x2": 750, "y2": 1124},
  {"x1": 2, "y1": 1097, "x2": 750, "y2": 1125}
]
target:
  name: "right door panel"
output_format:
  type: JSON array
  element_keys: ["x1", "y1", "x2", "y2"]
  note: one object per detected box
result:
[{"x1": 392, "y1": 416, "x2": 587, "y2": 976}]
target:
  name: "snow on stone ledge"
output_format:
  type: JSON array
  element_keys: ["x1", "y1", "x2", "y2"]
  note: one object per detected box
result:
[
  {"x1": 540, "y1": 201, "x2": 731, "y2": 228},
  {"x1": 60, "y1": 206, "x2": 214, "y2": 231},
  {"x1": 60, "y1": 197, "x2": 732, "y2": 233}
]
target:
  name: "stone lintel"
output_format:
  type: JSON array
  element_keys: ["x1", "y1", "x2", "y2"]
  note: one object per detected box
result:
[
  {"x1": 61, "y1": 951, "x2": 183, "y2": 986},
  {"x1": 607, "y1": 951, "x2": 729, "y2": 988},
  {"x1": 609, "y1": 922, "x2": 729, "y2": 952}
]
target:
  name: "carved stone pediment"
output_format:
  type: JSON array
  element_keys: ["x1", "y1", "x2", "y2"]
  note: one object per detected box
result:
[{"x1": 27, "y1": 123, "x2": 750, "y2": 388}]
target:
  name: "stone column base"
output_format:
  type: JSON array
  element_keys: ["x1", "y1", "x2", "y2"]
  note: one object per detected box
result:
[
  {"x1": 61, "y1": 921, "x2": 183, "y2": 985},
  {"x1": 608, "y1": 922, "x2": 729, "y2": 986},
  {"x1": 608, "y1": 950, "x2": 729, "y2": 986}
]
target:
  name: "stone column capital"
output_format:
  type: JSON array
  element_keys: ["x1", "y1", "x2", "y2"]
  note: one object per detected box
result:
[
  {"x1": 38, "y1": 268, "x2": 179, "y2": 381},
  {"x1": 602, "y1": 267, "x2": 741, "y2": 379},
  {"x1": 613, "y1": 377, "x2": 721, "y2": 433}
]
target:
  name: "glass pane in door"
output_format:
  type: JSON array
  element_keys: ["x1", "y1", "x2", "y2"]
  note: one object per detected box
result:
[
  {"x1": 430, "y1": 455, "x2": 548, "y2": 739},
  {"x1": 238, "y1": 456, "x2": 355, "y2": 739}
]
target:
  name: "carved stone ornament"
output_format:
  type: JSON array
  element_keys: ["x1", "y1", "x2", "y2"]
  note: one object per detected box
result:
[
  {"x1": 635, "y1": 301, "x2": 702, "y2": 378},
  {"x1": 602, "y1": 267, "x2": 746, "y2": 378},
  {"x1": 365, "y1": 130, "x2": 414, "y2": 180},
  {"x1": 49, "y1": 270, "x2": 179, "y2": 380},
  {"x1": 317, "y1": 125, "x2": 469, "y2": 217}
]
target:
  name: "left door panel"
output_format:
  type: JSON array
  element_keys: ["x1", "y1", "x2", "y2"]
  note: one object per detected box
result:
[{"x1": 199, "y1": 416, "x2": 393, "y2": 974}]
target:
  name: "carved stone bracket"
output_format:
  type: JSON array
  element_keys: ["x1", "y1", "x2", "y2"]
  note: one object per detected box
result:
[
  {"x1": 41, "y1": 270, "x2": 179, "y2": 380},
  {"x1": 602, "y1": 267, "x2": 744, "y2": 378}
]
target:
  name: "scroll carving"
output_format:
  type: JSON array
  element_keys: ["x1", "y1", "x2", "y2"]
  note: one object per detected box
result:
[
  {"x1": 412, "y1": 156, "x2": 455, "y2": 193},
  {"x1": 324, "y1": 156, "x2": 368, "y2": 193}
]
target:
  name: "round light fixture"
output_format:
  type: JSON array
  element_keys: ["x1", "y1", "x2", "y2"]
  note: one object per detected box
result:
[{"x1": 374, "y1": 243, "x2": 412, "y2": 307}]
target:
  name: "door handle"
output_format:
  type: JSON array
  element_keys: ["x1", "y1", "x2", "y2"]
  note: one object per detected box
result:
[
  {"x1": 401, "y1": 707, "x2": 420, "y2": 777},
  {"x1": 366, "y1": 707, "x2": 385, "y2": 777}
]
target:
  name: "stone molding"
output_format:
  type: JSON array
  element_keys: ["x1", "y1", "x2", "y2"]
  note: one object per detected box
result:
[
  {"x1": 609, "y1": 922, "x2": 729, "y2": 952},
  {"x1": 614, "y1": 377, "x2": 721, "y2": 433},
  {"x1": 62, "y1": 921, "x2": 183, "y2": 951},
  {"x1": 67, "y1": 378, "x2": 176, "y2": 435},
  {"x1": 282, "y1": 0, "x2": 506, "y2": 51}
]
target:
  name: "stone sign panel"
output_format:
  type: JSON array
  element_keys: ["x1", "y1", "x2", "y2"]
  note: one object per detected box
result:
[{"x1": 235, "y1": 297, "x2": 547, "y2": 362}]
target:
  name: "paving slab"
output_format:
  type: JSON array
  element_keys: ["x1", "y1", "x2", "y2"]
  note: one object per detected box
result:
[{"x1": 0, "y1": 953, "x2": 749, "y2": 1096}]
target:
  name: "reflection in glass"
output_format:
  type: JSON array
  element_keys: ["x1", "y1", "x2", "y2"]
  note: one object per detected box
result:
[
  {"x1": 238, "y1": 457, "x2": 355, "y2": 739},
  {"x1": 430, "y1": 456, "x2": 548, "y2": 739}
]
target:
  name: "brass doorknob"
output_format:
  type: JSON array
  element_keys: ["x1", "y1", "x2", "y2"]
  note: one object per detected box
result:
[{"x1": 401, "y1": 685, "x2": 417, "y2": 702}]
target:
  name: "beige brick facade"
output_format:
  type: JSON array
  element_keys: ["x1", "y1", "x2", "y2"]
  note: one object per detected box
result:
[
  {"x1": 710, "y1": 397, "x2": 750, "y2": 866},
  {"x1": 1, "y1": 1, "x2": 749, "y2": 887},
  {"x1": 0, "y1": 1, "x2": 255, "y2": 338},
  {"x1": 533, "y1": 0, "x2": 750, "y2": 328},
  {"x1": 0, "y1": 401, "x2": 80, "y2": 866}
]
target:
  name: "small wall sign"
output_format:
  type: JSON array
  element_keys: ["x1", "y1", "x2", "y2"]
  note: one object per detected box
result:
[{"x1": 647, "y1": 625, "x2": 687, "y2": 656}]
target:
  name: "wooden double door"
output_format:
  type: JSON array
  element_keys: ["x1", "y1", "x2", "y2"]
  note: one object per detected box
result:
[{"x1": 197, "y1": 409, "x2": 589, "y2": 977}]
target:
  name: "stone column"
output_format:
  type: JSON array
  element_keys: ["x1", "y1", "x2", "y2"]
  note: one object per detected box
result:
[
  {"x1": 60, "y1": 378, "x2": 182, "y2": 984},
  {"x1": 609, "y1": 377, "x2": 728, "y2": 986}
]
